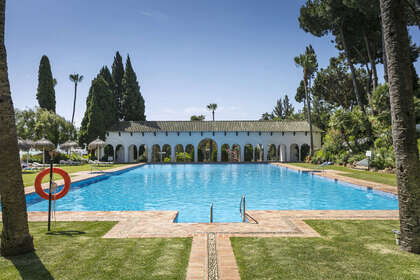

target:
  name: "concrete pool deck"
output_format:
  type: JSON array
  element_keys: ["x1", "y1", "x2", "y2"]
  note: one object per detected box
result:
[{"x1": 16, "y1": 162, "x2": 399, "y2": 280}]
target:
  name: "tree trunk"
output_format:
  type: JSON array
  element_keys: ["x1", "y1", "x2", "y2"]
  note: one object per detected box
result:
[
  {"x1": 363, "y1": 31, "x2": 378, "y2": 92},
  {"x1": 71, "y1": 82, "x2": 77, "y2": 124},
  {"x1": 340, "y1": 25, "x2": 365, "y2": 113},
  {"x1": 303, "y1": 71, "x2": 314, "y2": 156},
  {"x1": 381, "y1": 21, "x2": 389, "y2": 82},
  {"x1": 212, "y1": 111, "x2": 215, "y2": 121},
  {"x1": 0, "y1": 0, "x2": 34, "y2": 256},
  {"x1": 365, "y1": 63, "x2": 374, "y2": 112},
  {"x1": 380, "y1": 0, "x2": 420, "y2": 254}
]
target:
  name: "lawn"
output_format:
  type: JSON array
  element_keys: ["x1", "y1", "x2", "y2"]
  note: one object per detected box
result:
[
  {"x1": 21, "y1": 164, "x2": 127, "y2": 187},
  {"x1": 231, "y1": 220, "x2": 420, "y2": 280},
  {"x1": 289, "y1": 163, "x2": 397, "y2": 186},
  {"x1": 0, "y1": 222, "x2": 192, "y2": 280}
]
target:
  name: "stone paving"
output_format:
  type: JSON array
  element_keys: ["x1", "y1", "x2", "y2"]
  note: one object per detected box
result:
[{"x1": 12, "y1": 162, "x2": 400, "y2": 280}]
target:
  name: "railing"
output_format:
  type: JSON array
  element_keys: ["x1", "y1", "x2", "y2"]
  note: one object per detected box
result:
[
  {"x1": 239, "y1": 195, "x2": 246, "y2": 223},
  {"x1": 210, "y1": 203, "x2": 213, "y2": 223}
]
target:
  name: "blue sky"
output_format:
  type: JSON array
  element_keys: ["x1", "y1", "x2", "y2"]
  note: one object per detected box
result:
[{"x1": 6, "y1": 0, "x2": 420, "y2": 127}]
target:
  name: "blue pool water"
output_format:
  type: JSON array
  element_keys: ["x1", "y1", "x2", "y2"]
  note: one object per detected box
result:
[{"x1": 26, "y1": 164, "x2": 398, "y2": 223}]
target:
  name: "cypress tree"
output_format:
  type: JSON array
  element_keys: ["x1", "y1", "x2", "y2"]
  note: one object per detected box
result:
[
  {"x1": 111, "y1": 51, "x2": 124, "y2": 120},
  {"x1": 99, "y1": 66, "x2": 118, "y2": 124},
  {"x1": 79, "y1": 75, "x2": 114, "y2": 146},
  {"x1": 121, "y1": 55, "x2": 146, "y2": 121},
  {"x1": 36, "y1": 55, "x2": 56, "y2": 112}
]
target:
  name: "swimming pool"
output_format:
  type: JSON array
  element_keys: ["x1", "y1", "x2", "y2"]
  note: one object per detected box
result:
[{"x1": 26, "y1": 164, "x2": 398, "y2": 223}]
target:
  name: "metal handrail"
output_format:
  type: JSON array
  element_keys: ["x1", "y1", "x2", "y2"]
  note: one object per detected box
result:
[
  {"x1": 210, "y1": 203, "x2": 213, "y2": 223},
  {"x1": 239, "y1": 195, "x2": 246, "y2": 223}
]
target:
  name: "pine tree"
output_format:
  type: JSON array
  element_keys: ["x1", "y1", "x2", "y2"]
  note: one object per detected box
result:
[
  {"x1": 111, "y1": 51, "x2": 124, "y2": 119},
  {"x1": 121, "y1": 55, "x2": 146, "y2": 121},
  {"x1": 36, "y1": 55, "x2": 56, "y2": 112},
  {"x1": 272, "y1": 99, "x2": 284, "y2": 119},
  {"x1": 283, "y1": 95, "x2": 295, "y2": 119}
]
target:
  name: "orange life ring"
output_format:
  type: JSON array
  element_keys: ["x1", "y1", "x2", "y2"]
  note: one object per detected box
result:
[{"x1": 34, "y1": 168, "x2": 71, "y2": 200}]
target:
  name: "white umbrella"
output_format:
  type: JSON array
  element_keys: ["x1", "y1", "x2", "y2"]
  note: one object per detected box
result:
[
  {"x1": 88, "y1": 137, "x2": 106, "y2": 161},
  {"x1": 34, "y1": 138, "x2": 55, "y2": 164},
  {"x1": 60, "y1": 140, "x2": 78, "y2": 154}
]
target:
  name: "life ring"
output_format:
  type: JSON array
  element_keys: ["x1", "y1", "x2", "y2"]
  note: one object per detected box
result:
[{"x1": 35, "y1": 168, "x2": 71, "y2": 200}]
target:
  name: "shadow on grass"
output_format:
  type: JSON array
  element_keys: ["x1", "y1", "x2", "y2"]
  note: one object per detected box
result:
[
  {"x1": 46, "y1": 230, "x2": 85, "y2": 237},
  {"x1": 7, "y1": 252, "x2": 54, "y2": 280}
]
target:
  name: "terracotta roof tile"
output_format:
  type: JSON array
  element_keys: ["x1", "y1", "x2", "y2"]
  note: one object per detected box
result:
[{"x1": 108, "y1": 121, "x2": 322, "y2": 133}]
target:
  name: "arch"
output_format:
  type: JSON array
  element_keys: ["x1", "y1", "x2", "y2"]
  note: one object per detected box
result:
[
  {"x1": 198, "y1": 138, "x2": 218, "y2": 162},
  {"x1": 128, "y1": 144, "x2": 138, "y2": 163},
  {"x1": 151, "y1": 144, "x2": 161, "y2": 162},
  {"x1": 175, "y1": 144, "x2": 184, "y2": 162},
  {"x1": 162, "y1": 144, "x2": 172, "y2": 162},
  {"x1": 290, "y1": 144, "x2": 299, "y2": 162},
  {"x1": 138, "y1": 144, "x2": 148, "y2": 162},
  {"x1": 115, "y1": 144, "x2": 125, "y2": 163},
  {"x1": 231, "y1": 144, "x2": 241, "y2": 162},
  {"x1": 300, "y1": 144, "x2": 310, "y2": 162},
  {"x1": 103, "y1": 144, "x2": 114, "y2": 162},
  {"x1": 221, "y1": 144, "x2": 230, "y2": 162},
  {"x1": 279, "y1": 144, "x2": 287, "y2": 162},
  {"x1": 254, "y1": 144, "x2": 264, "y2": 162},
  {"x1": 244, "y1": 144, "x2": 253, "y2": 162},
  {"x1": 185, "y1": 144, "x2": 194, "y2": 162},
  {"x1": 267, "y1": 144, "x2": 277, "y2": 161}
]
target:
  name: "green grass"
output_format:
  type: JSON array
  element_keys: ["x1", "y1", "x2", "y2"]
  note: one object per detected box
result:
[
  {"x1": 0, "y1": 222, "x2": 192, "y2": 280},
  {"x1": 231, "y1": 220, "x2": 420, "y2": 280},
  {"x1": 22, "y1": 164, "x2": 127, "y2": 187},
  {"x1": 289, "y1": 163, "x2": 397, "y2": 186}
]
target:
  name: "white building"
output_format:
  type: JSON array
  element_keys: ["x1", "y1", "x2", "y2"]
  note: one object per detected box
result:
[{"x1": 104, "y1": 120, "x2": 322, "y2": 163}]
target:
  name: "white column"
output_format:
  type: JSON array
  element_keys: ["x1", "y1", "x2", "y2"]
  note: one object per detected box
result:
[
  {"x1": 147, "y1": 146, "x2": 152, "y2": 163},
  {"x1": 171, "y1": 145, "x2": 175, "y2": 162},
  {"x1": 263, "y1": 145, "x2": 268, "y2": 162},
  {"x1": 217, "y1": 144, "x2": 221, "y2": 162},
  {"x1": 124, "y1": 146, "x2": 129, "y2": 163},
  {"x1": 299, "y1": 145, "x2": 302, "y2": 162},
  {"x1": 240, "y1": 145, "x2": 244, "y2": 162},
  {"x1": 194, "y1": 145, "x2": 198, "y2": 162}
]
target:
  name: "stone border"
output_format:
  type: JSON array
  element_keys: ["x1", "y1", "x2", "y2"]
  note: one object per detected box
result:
[{"x1": 272, "y1": 162, "x2": 398, "y2": 195}]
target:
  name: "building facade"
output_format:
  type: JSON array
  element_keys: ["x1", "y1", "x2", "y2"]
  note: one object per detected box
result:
[{"x1": 104, "y1": 120, "x2": 322, "y2": 163}]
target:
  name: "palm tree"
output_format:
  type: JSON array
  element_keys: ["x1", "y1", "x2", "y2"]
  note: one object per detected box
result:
[
  {"x1": 380, "y1": 0, "x2": 420, "y2": 254},
  {"x1": 69, "y1": 73, "x2": 83, "y2": 124},
  {"x1": 207, "y1": 103, "x2": 218, "y2": 121},
  {"x1": 294, "y1": 45, "x2": 318, "y2": 156},
  {"x1": 0, "y1": 0, "x2": 34, "y2": 256}
]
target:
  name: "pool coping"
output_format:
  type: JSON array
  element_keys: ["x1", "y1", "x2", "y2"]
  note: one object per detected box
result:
[
  {"x1": 271, "y1": 162, "x2": 398, "y2": 195},
  {"x1": 24, "y1": 163, "x2": 146, "y2": 195}
]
